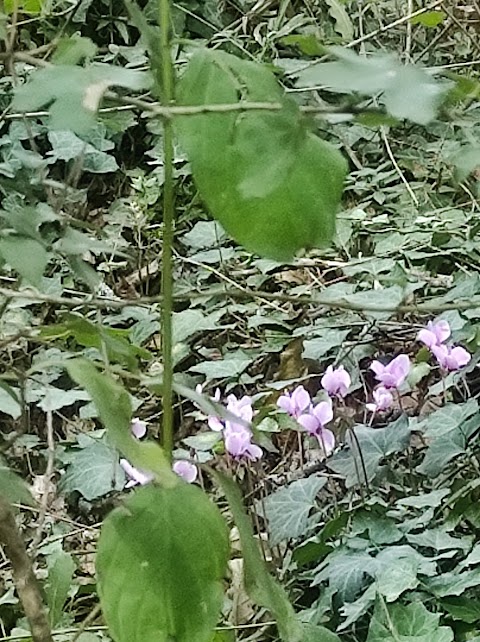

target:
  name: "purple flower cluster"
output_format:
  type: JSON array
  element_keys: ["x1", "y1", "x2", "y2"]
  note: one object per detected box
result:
[
  {"x1": 197, "y1": 386, "x2": 262, "y2": 461},
  {"x1": 367, "y1": 354, "x2": 411, "y2": 415},
  {"x1": 417, "y1": 319, "x2": 471, "y2": 372},
  {"x1": 276, "y1": 363, "x2": 352, "y2": 456},
  {"x1": 120, "y1": 418, "x2": 198, "y2": 487}
]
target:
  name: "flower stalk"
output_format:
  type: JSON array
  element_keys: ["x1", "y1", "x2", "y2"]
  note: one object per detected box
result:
[{"x1": 159, "y1": 0, "x2": 175, "y2": 461}]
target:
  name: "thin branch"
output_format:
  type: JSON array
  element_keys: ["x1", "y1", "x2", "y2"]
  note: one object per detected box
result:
[
  {"x1": 1, "y1": 284, "x2": 480, "y2": 314},
  {"x1": 0, "y1": 495, "x2": 54, "y2": 642}
]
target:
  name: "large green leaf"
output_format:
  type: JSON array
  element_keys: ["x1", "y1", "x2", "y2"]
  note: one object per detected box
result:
[
  {"x1": 97, "y1": 484, "x2": 229, "y2": 642},
  {"x1": 176, "y1": 49, "x2": 347, "y2": 261}
]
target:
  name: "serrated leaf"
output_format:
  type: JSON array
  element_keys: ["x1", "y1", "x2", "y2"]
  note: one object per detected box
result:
[
  {"x1": 60, "y1": 440, "x2": 125, "y2": 500},
  {"x1": 176, "y1": 49, "x2": 346, "y2": 261},
  {"x1": 367, "y1": 600, "x2": 454, "y2": 642},
  {"x1": 0, "y1": 236, "x2": 48, "y2": 286},
  {"x1": 97, "y1": 483, "x2": 229, "y2": 642},
  {"x1": 45, "y1": 550, "x2": 76, "y2": 626},
  {"x1": 262, "y1": 476, "x2": 326, "y2": 545}
]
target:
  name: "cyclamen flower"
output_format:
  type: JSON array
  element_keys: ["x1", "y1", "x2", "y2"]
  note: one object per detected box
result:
[
  {"x1": 366, "y1": 386, "x2": 394, "y2": 414},
  {"x1": 130, "y1": 417, "x2": 147, "y2": 439},
  {"x1": 370, "y1": 354, "x2": 410, "y2": 389},
  {"x1": 121, "y1": 459, "x2": 198, "y2": 486},
  {"x1": 277, "y1": 385, "x2": 311, "y2": 418},
  {"x1": 121, "y1": 417, "x2": 198, "y2": 486},
  {"x1": 224, "y1": 425, "x2": 262, "y2": 461},
  {"x1": 173, "y1": 460, "x2": 198, "y2": 483},
  {"x1": 120, "y1": 459, "x2": 154, "y2": 488},
  {"x1": 417, "y1": 320, "x2": 451, "y2": 349},
  {"x1": 321, "y1": 365, "x2": 351, "y2": 398},
  {"x1": 431, "y1": 344, "x2": 471, "y2": 372},
  {"x1": 297, "y1": 400, "x2": 335, "y2": 455},
  {"x1": 196, "y1": 387, "x2": 263, "y2": 461},
  {"x1": 195, "y1": 384, "x2": 223, "y2": 432}
]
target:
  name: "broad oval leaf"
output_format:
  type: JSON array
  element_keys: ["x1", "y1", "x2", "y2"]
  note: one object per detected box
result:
[
  {"x1": 176, "y1": 50, "x2": 347, "y2": 261},
  {"x1": 97, "y1": 483, "x2": 229, "y2": 642}
]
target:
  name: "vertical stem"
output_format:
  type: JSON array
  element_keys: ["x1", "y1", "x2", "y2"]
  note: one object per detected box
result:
[{"x1": 159, "y1": 0, "x2": 175, "y2": 461}]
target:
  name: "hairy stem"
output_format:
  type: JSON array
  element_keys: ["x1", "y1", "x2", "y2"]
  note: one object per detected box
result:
[
  {"x1": 159, "y1": 0, "x2": 175, "y2": 461},
  {"x1": 0, "y1": 495, "x2": 54, "y2": 642}
]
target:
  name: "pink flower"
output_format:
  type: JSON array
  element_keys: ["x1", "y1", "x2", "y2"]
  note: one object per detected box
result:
[
  {"x1": 321, "y1": 365, "x2": 351, "y2": 398},
  {"x1": 277, "y1": 385, "x2": 311, "y2": 418},
  {"x1": 366, "y1": 386, "x2": 394, "y2": 413},
  {"x1": 431, "y1": 344, "x2": 471, "y2": 372},
  {"x1": 370, "y1": 354, "x2": 410, "y2": 389},
  {"x1": 195, "y1": 384, "x2": 224, "y2": 431},
  {"x1": 130, "y1": 417, "x2": 147, "y2": 439},
  {"x1": 297, "y1": 399, "x2": 335, "y2": 455},
  {"x1": 173, "y1": 460, "x2": 198, "y2": 483},
  {"x1": 417, "y1": 320, "x2": 451, "y2": 349},
  {"x1": 223, "y1": 424, "x2": 262, "y2": 461},
  {"x1": 120, "y1": 459, "x2": 154, "y2": 488}
]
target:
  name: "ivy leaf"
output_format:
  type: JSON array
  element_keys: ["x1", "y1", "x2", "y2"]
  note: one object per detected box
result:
[
  {"x1": 0, "y1": 382, "x2": 22, "y2": 419},
  {"x1": 60, "y1": 440, "x2": 125, "y2": 500},
  {"x1": 0, "y1": 456, "x2": 33, "y2": 506},
  {"x1": 262, "y1": 476, "x2": 326, "y2": 545},
  {"x1": 176, "y1": 49, "x2": 347, "y2": 261},
  {"x1": 97, "y1": 484, "x2": 229, "y2": 642},
  {"x1": 12, "y1": 64, "x2": 151, "y2": 135},
  {"x1": 441, "y1": 596, "x2": 480, "y2": 623},
  {"x1": 296, "y1": 47, "x2": 449, "y2": 125},
  {"x1": 328, "y1": 415, "x2": 412, "y2": 487},
  {"x1": 424, "y1": 568, "x2": 480, "y2": 598},
  {"x1": 416, "y1": 400, "x2": 480, "y2": 477},
  {"x1": 407, "y1": 527, "x2": 472, "y2": 553},
  {"x1": 367, "y1": 600, "x2": 454, "y2": 642},
  {"x1": 0, "y1": 236, "x2": 48, "y2": 286}
]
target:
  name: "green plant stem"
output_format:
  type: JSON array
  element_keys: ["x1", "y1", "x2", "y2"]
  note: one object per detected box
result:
[{"x1": 159, "y1": 0, "x2": 175, "y2": 462}]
